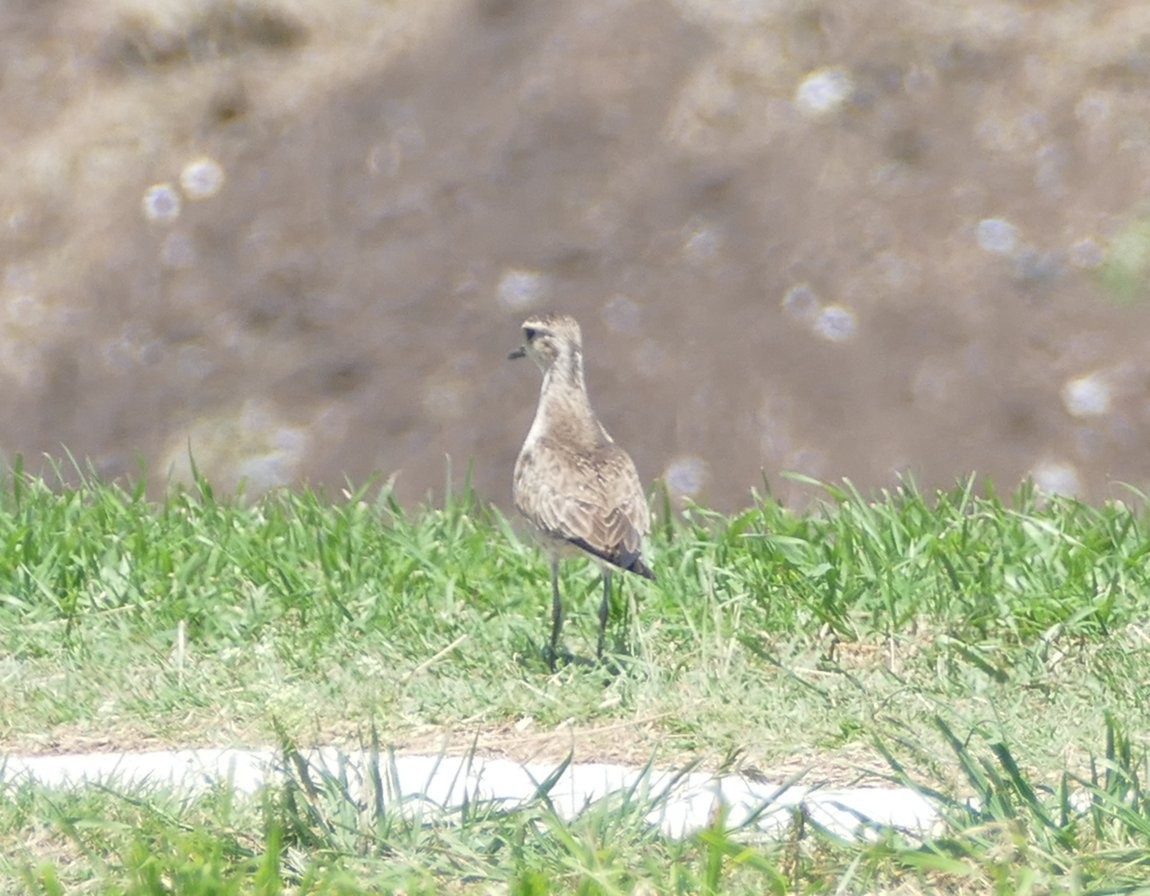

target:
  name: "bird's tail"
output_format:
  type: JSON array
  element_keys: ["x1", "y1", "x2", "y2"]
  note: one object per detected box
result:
[
  {"x1": 626, "y1": 556, "x2": 656, "y2": 581},
  {"x1": 567, "y1": 536, "x2": 657, "y2": 582}
]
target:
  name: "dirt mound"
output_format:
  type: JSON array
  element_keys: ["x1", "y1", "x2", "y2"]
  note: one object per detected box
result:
[{"x1": 3, "y1": 0, "x2": 1150, "y2": 510}]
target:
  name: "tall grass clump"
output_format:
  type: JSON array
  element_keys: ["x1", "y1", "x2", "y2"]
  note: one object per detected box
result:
[{"x1": 718, "y1": 474, "x2": 1150, "y2": 645}]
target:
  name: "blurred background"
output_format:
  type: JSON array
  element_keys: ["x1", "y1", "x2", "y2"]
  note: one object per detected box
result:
[{"x1": 4, "y1": 0, "x2": 1150, "y2": 512}]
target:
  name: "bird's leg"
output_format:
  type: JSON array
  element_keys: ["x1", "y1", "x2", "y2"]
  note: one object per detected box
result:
[
  {"x1": 597, "y1": 570, "x2": 613, "y2": 661},
  {"x1": 548, "y1": 556, "x2": 564, "y2": 672}
]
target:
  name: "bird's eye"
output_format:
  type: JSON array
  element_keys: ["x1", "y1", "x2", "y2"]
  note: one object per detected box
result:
[{"x1": 524, "y1": 327, "x2": 538, "y2": 341}]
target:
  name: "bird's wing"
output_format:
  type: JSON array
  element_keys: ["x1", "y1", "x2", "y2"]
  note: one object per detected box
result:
[{"x1": 515, "y1": 439, "x2": 651, "y2": 574}]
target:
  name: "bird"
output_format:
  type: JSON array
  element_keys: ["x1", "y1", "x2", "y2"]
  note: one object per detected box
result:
[{"x1": 508, "y1": 312, "x2": 655, "y2": 670}]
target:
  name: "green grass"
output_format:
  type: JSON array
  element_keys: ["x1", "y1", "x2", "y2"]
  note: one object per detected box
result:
[{"x1": 2, "y1": 463, "x2": 1150, "y2": 892}]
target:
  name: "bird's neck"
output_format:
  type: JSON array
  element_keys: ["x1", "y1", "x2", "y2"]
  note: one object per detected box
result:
[
  {"x1": 529, "y1": 352, "x2": 608, "y2": 448},
  {"x1": 543, "y1": 346, "x2": 587, "y2": 398}
]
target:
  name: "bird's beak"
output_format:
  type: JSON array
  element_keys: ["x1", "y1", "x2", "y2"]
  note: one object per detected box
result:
[{"x1": 507, "y1": 345, "x2": 526, "y2": 360}]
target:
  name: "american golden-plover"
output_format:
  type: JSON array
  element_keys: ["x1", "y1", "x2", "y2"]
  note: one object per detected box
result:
[{"x1": 508, "y1": 312, "x2": 655, "y2": 670}]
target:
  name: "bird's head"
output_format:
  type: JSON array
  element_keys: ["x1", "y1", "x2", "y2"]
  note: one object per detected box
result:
[{"x1": 508, "y1": 312, "x2": 582, "y2": 373}]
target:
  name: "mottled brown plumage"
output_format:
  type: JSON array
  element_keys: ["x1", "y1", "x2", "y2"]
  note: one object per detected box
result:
[{"x1": 509, "y1": 312, "x2": 653, "y2": 669}]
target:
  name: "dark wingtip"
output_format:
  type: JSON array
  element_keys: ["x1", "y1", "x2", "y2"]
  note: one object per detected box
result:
[
  {"x1": 628, "y1": 557, "x2": 656, "y2": 581},
  {"x1": 566, "y1": 535, "x2": 656, "y2": 580}
]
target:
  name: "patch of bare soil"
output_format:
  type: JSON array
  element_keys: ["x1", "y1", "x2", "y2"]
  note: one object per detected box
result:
[{"x1": 398, "y1": 721, "x2": 896, "y2": 788}]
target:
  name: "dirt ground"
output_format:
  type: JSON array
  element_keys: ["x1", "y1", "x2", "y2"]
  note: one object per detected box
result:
[{"x1": 4, "y1": 0, "x2": 1150, "y2": 512}]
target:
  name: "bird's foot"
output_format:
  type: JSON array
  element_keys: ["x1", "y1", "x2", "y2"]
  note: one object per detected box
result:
[{"x1": 542, "y1": 644, "x2": 577, "y2": 672}]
